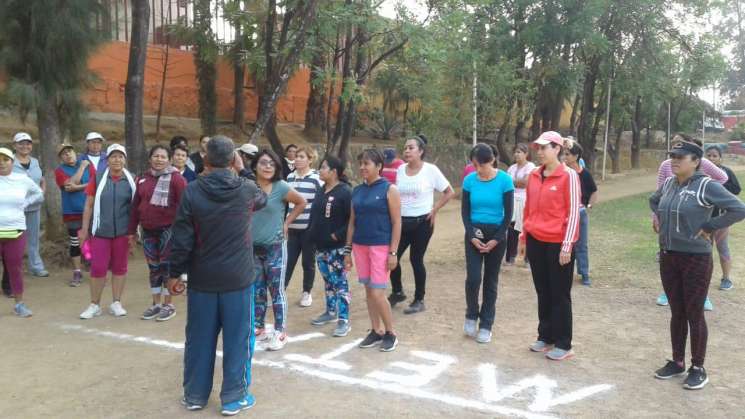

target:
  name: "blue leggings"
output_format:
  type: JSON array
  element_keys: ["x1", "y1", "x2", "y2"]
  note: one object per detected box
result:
[{"x1": 253, "y1": 242, "x2": 287, "y2": 332}]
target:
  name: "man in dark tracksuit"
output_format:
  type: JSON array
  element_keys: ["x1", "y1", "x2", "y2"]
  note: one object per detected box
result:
[{"x1": 169, "y1": 136, "x2": 267, "y2": 415}]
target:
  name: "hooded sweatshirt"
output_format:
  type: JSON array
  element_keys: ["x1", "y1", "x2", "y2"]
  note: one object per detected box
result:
[
  {"x1": 169, "y1": 169, "x2": 267, "y2": 293},
  {"x1": 650, "y1": 171, "x2": 745, "y2": 254},
  {"x1": 308, "y1": 182, "x2": 352, "y2": 250}
]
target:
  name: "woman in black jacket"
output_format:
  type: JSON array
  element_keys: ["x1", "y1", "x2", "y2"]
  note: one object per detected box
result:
[
  {"x1": 308, "y1": 155, "x2": 353, "y2": 337},
  {"x1": 705, "y1": 145, "x2": 741, "y2": 291}
]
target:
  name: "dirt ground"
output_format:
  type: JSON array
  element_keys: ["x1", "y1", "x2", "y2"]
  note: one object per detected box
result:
[{"x1": 2, "y1": 172, "x2": 745, "y2": 419}]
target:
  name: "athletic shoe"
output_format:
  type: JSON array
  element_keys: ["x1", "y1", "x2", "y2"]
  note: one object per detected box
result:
[
  {"x1": 581, "y1": 275, "x2": 591, "y2": 286},
  {"x1": 654, "y1": 360, "x2": 686, "y2": 379},
  {"x1": 504, "y1": 258, "x2": 515, "y2": 266},
  {"x1": 387, "y1": 292, "x2": 407, "y2": 307},
  {"x1": 656, "y1": 293, "x2": 668, "y2": 306},
  {"x1": 31, "y1": 269, "x2": 49, "y2": 278},
  {"x1": 265, "y1": 331, "x2": 287, "y2": 351},
  {"x1": 720, "y1": 278, "x2": 733, "y2": 291},
  {"x1": 299, "y1": 292, "x2": 313, "y2": 307},
  {"x1": 70, "y1": 270, "x2": 82, "y2": 287},
  {"x1": 141, "y1": 304, "x2": 161, "y2": 320},
  {"x1": 704, "y1": 297, "x2": 713, "y2": 312},
  {"x1": 109, "y1": 301, "x2": 128, "y2": 317},
  {"x1": 476, "y1": 329, "x2": 492, "y2": 344},
  {"x1": 311, "y1": 311, "x2": 336, "y2": 326},
  {"x1": 181, "y1": 397, "x2": 205, "y2": 411},
  {"x1": 221, "y1": 393, "x2": 256, "y2": 416},
  {"x1": 255, "y1": 328, "x2": 271, "y2": 342},
  {"x1": 14, "y1": 302, "x2": 32, "y2": 318},
  {"x1": 156, "y1": 304, "x2": 176, "y2": 322},
  {"x1": 683, "y1": 366, "x2": 708, "y2": 390},
  {"x1": 529, "y1": 340, "x2": 552, "y2": 352},
  {"x1": 359, "y1": 330, "x2": 383, "y2": 348},
  {"x1": 380, "y1": 332, "x2": 398, "y2": 352},
  {"x1": 464, "y1": 318, "x2": 477, "y2": 337},
  {"x1": 80, "y1": 303, "x2": 102, "y2": 319},
  {"x1": 545, "y1": 347, "x2": 574, "y2": 361},
  {"x1": 403, "y1": 300, "x2": 425, "y2": 315},
  {"x1": 333, "y1": 320, "x2": 351, "y2": 337}
]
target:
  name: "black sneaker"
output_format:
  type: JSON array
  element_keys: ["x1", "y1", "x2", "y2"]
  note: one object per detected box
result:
[
  {"x1": 683, "y1": 366, "x2": 709, "y2": 390},
  {"x1": 654, "y1": 360, "x2": 686, "y2": 379},
  {"x1": 388, "y1": 292, "x2": 407, "y2": 307},
  {"x1": 380, "y1": 332, "x2": 398, "y2": 352},
  {"x1": 358, "y1": 330, "x2": 383, "y2": 348},
  {"x1": 403, "y1": 300, "x2": 426, "y2": 315}
]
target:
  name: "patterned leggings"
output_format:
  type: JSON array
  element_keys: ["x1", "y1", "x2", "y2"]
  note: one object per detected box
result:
[
  {"x1": 253, "y1": 242, "x2": 287, "y2": 332},
  {"x1": 660, "y1": 251, "x2": 713, "y2": 367},
  {"x1": 142, "y1": 227, "x2": 172, "y2": 295},
  {"x1": 316, "y1": 248, "x2": 350, "y2": 321}
]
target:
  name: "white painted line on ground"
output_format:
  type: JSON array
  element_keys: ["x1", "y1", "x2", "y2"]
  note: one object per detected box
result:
[
  {"x1": 478, "y1": 363, "x2": 614, "y2": 413},
  {"x1": 58, "y1": 323, "x2": 612, "y2": 419},
  {"x1": 366, "y1": 350, "x2": 456, "y2": 387},
  {"x1": 283, "y1": 338, "x2": 363, "y2": 370}
]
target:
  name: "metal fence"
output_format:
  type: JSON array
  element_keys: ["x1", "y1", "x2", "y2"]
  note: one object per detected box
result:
[{"x1": 94, "y1": 0, "x2": 235, "y2": 47}]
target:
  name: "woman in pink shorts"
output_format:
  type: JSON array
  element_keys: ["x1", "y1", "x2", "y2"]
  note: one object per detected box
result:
[
  {"x1": 78, "y1": 144, "x2": 136, "y2": 319},
  {"x1": 344, "y1": 149, "x2": 402, "y2": 352}
]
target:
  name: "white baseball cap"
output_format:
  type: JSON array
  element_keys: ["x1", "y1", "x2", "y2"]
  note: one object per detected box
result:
[
  {"x1": 13, "y1": 132, "x2": 32, "y2": 143},
  {"x1": 86, "y1": 132, "x2": 105, "y2": 142},
  {"x1": 106, "y1": 143, "x2": 127, "y2": 157},
  {"x1": 238, "y1": 143, "x2": 259, "y2": 156},
  {"x1": 0, "y1": 147, "x2": 14, "y2": 160}
]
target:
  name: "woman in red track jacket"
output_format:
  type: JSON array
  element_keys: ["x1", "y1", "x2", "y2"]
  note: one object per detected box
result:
[{"x1": 521, "y1": 131, "x2": 581, "y2": 361}]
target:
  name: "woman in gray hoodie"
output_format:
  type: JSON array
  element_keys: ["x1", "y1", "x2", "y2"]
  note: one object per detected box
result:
[{"x1": 649, "y1": 141, "x2": 745, "y2": 390}]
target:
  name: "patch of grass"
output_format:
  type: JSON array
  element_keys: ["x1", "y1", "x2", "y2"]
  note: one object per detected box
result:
[{"x1": 589, "y1": 172, "x2": 745, "y2": 289}]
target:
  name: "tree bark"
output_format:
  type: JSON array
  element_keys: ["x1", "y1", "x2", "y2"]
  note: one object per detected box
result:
[
  {"x1": 155, "y1": 43, "x2": 169, "y2": 142},
  {"x1": 125, "y1": 0, "x2": 150, "y2": 175},
  {"x1": 36, "y1": 97, "x2": 65, "y2": 242},
  {"x1": 304, "y1": 44, "x2": 327, "y2": 137},
  {"x1": 233, "y1": 24, "x2": 246, "y2": 135},
  {"x1": 194, "y1": 0, "x2": 217, "y2": 136},
  {"x1": 248, "y1": 0, "x2": 319, "y2": 148},
  {"x1": 631, "y1": 95, "x2": 642, "y2": 169}
]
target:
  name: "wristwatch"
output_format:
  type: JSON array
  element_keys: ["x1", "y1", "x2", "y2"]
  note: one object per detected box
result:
[{"x1": 389, "y1": 251, "x2": 397, "y2": 256}]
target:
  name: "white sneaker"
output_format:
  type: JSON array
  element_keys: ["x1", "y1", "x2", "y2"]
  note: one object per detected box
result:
[
  {"x1": 299, "y1": 292, "x2": 312, "y2": 307},
  {"x1": 265, "y1": 331, "x2": 287, "y2": 351},
  {"x1": 80, "y1": 303, "x2": 102, "y2": 319},
  {"x1": 109, "y1": 301, "x2": 128, "y2": 317}
]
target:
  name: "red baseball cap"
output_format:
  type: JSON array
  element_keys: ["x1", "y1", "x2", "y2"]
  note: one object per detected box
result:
[{"x1": 532, "y1": 131, "x2": 564, "y2": 149}]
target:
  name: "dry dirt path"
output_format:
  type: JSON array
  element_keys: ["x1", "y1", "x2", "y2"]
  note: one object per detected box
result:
[{"x1": 1, "y1": 172, "x2": 744, "y2": 418}]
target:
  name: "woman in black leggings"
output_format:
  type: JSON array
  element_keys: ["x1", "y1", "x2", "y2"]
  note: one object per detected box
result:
[{"x1": 389, "y1": 135, "x2": 454, "y2": 314}]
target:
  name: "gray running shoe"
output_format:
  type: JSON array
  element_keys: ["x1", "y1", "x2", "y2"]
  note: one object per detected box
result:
[
  {"x1": 403, "y1": 300, "x2": 425, "y2": 315},
  {"x1": 141, "y1": 304, "x2": 161, "y2": 320},
  {"x1": 720, "y1": 278, "x2": 734, "y2": 291},
  {"x1": 311, "y1": 311, "x2": 337, "y2": 326},
  {"x1": 476, "y1": 329, "x2": 492, "y2": 343},
  {"x1": 464, "y1": 318, "x2": 477, "y2": 337},
  {"x1": 156, "y1": 304, "x2": 176, "y2": 322},
  {"x1": 529, "y1": 340, "x2": 552, "y2": 352},
  {"x1": 14, "y1": 302, "x2": 32, "y2": 318},
  {"x1": 545, "y1": 347, "x2": 574, "y2": 361},
  {"x1": 70, "y1": 270, "x2": 82, "y2": 287},
  {"x1": 333, "y1": 320, "x2": 351, "y2": 337}
]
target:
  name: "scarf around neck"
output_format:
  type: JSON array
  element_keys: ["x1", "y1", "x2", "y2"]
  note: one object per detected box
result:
[{"x1": 150, "y1": 166, "x2": 176, "y2": 207}]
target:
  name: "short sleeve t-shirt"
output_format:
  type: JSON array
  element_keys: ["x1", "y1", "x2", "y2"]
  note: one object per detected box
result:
[
  {"x1": 252, "y1": 180, "x2": 291, "y2": 246},
  {"x1": 507, "y1": 162, "x2": 536, "y2": 199},
  {"x1": 463, "y1": 170, "x2": 515, "y2": 225},
  {"x1": 396, "y1": 162, "x2": 451, "y2": 217}
]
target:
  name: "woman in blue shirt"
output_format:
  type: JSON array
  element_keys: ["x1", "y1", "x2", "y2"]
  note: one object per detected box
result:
[{"x1": 461, "y1": 143, "x2": 514, "y2": 344}]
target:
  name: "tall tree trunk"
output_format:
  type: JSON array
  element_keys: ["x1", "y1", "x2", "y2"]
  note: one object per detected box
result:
[
  {"x1": 577, "y1": 57, "x2": 602, "y2": 169},
  {"x1": 155, "y1": 43, "x2": 169, "y2": 142},
  {"x1": 304, "y1": 45, "x2": 327, "y2": 137},
  {"x1": 125, "y1": 0, "x2": 150, "y2": 175},
  {"x1": 248, "y1": 0, "x2": 319, "y2": 147},
  {"x1": 569, "y1": 93, "x2": 581, "y2": 135},
  {"x1": 631, "y1": 95, "x2": 642, "y2": 169},
  {"x1": 233, "y1": 22, "x2": 246, "y2": 135},
  {"x1": 36, "y1": 98, "x2": 65, "y2": 242},
  {"x1": 194, "y1": 0, "x2": 217, "y2": 135}
]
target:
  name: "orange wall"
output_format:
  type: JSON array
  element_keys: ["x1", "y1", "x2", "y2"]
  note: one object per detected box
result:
[{"x1": 84, "y1": 41, "x2": 310, "y2": 124}]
